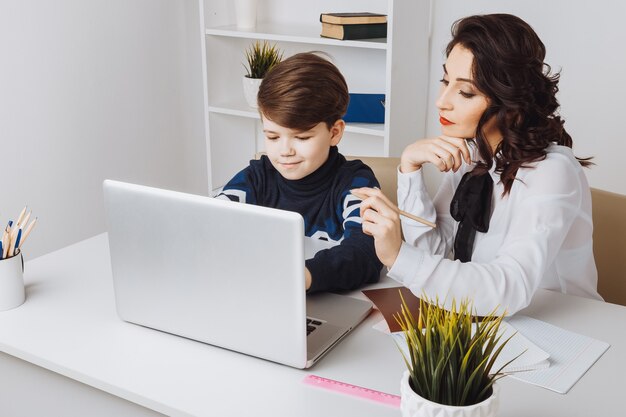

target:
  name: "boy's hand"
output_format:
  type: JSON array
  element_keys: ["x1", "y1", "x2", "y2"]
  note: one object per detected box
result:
[
  {"x1": 400, "y1": 136, "x2": 471, "y2": 173},
  {"x1": 355, "y1": 187, "x2": 402, "y2": 267},
  {"x1": 305, "y1": 268, "x2": 312, "y2": 290}
]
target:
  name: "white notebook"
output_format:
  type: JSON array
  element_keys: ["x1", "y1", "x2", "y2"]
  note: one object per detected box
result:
[{"x1": 504, "y1": 315, "x2": 610, "y2": 393}]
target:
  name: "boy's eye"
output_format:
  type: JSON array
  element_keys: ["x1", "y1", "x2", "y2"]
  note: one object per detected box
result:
[
  {"x1": 295, "y1": 136, "x2": 312, "y2": 141},
  {"x1": 266, "y1": 136, "x2": 279, "y2": 141},
  {"x1": 459, "y1": 90, "x2": 476, "y2": 98}
]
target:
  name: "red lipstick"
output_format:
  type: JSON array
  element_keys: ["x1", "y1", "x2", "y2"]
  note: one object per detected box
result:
[{"x1": 439, "y1": 116, "x2": 454, "y2": 126}]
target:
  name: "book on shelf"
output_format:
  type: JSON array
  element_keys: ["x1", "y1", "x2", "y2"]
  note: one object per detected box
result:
[
  {"x1": 320, "y1": 12, "x2": 387, "y2": 25},
  {"x1": 320, "y1": 22, "x2": 387, "y2": 41}
]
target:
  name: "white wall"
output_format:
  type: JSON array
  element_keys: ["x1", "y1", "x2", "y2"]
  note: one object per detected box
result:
[
  {"x1": 0, "y1": 0, "x2": 208, "y2": 260},
  {"x1": 424, "y1": 0, "x2": 626, "y2": 195},
  {"x1": 2, "y1": 0, "x2": 624, "y2": 260}
]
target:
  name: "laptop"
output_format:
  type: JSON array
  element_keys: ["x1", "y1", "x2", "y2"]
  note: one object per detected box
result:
[{"x1": 103, "y1": 180, "x2": 372, "y2": 368}]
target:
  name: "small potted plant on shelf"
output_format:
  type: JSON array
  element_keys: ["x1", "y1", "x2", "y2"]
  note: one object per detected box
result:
[
  {"x1": 395, "y1": 294, "x2": 517, "y2": 417},
  {"x1": 242, "y1": 40, "x2": 283, "y2": 108}
]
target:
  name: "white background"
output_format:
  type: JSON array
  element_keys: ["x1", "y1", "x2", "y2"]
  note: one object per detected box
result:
[
  {"x1": 0, "y1": 0, "x2": 208, "y2": 259},
  {"x1": 1, "y1": 0, "x2": 624, "y2": 259}
]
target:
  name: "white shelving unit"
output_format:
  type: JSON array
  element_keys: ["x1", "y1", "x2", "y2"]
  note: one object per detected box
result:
[{"x1": 201, "y1": 0, "x2": 431, "y2": 191}]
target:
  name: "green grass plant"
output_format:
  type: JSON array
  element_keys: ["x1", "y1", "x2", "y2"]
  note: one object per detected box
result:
[
  {"x1": 243, "y1": 40, "x2": 283, "y2": 79},
  {"x1": 395, "y1": 293, "x2": 519, "y2": 406}
]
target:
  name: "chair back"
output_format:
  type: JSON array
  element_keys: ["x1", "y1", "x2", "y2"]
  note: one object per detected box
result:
[
  {"x1": 346, "y1": 156, "x2": 400, "y2": 206},
  {"x1": 591, "y1": 188, "x2": 626, "y2": 306}
]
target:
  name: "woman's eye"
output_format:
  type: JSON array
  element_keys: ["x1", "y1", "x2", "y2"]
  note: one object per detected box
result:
[
  {"x1": 439, "y1": 78, "x2": 449, "y2": 86},
  {"x1": 459, "y1": 90, "x2": 476, "y2": 98},
  {"x1": 266, "y1": 136, "x2": 279, "y2": 141}
]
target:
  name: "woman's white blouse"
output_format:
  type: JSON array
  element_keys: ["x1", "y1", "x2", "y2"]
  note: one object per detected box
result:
[{"x1": 388, "y1": 144, "x2": 602, "y2": 315}]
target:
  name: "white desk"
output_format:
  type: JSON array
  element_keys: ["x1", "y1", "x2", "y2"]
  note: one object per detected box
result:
[{"x1": 0, "y1": 234, "x2": 623, "y2": 416}]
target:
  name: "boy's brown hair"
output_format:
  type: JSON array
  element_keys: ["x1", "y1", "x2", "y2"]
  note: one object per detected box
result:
[{"x1": 257, "y1": 52, "x2": 349, "y2": 131}]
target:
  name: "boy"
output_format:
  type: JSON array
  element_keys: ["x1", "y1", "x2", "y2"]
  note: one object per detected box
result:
[{"x1": 217, "y1": 52, "x2": 383, "y2": 292}]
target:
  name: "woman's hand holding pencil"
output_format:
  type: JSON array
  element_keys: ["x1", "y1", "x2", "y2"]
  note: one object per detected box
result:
[
  {"x1": 350, "y1": 189, "x2": 436, "y2": 228},
  {"x1": 352, "y1": 187, "x2": 435, "y2": 268},
  {"x1": 1, "y1": 206, "x2": 37, "y2": 260}
]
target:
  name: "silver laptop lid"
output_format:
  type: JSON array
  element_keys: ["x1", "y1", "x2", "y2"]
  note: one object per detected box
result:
[{"x1": 103, "y1": 180, "x2": 309, "y2": 368}]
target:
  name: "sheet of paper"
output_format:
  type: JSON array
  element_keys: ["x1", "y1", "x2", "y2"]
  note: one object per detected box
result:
[
  {"x1": 492, "y1": 320, "x2": 550, "y2": 373},
  {"x1": 504, "y1": 315, "x2": 610, "y2": 393}
]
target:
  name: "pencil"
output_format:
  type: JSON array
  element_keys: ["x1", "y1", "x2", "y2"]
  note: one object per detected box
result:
[
  {"x1": 13, "y1": 229, "x2": 22, "y2": 256},
  {"x1": 15, "y1": 206, "x2": 27, "y2": 227},
  {"x1": 8, "y1": 227, "x2": 18, "y2": 257},
  {"x1": 350, "y1": 190, "x2": 436, "y2": 228},
  {"x1": 17, "y1": 217, "x2": 37, "y2": 250},
  {"x1": 1, "y1": 233, "x2": 8, "y2": 259},
  {"x1": 20, "y1": 211, "x2": 31, "y2": 229}
]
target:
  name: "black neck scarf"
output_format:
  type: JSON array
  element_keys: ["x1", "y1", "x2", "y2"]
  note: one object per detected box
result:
[{"x1": 450, "y1": 171, "x2": 494, "y2": 262}]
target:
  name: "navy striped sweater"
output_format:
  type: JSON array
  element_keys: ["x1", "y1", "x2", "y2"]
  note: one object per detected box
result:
[{"x1": 217, "y1": 147, "x2": 383, "y2": 293}]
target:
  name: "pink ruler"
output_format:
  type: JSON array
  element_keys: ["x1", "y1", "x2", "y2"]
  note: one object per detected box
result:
[{"x1": 303, "y1": 374, "x2": 401, "y2": 408}]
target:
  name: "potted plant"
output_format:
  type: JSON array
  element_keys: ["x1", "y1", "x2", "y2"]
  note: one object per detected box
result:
[
  {"x1": 242, "y1": 40, "x2": 283, "y2": 108},
  {"x1": 395, "y1": 294, "x2": 518, "y2": 417}
]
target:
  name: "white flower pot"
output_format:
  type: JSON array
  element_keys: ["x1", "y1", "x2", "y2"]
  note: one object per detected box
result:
[
  {"x1": 242, "y1": 76, "x2": 262, "y2": 108},
  {"x1": 400, "y1": 371, "x2": 499, "y2": 417}
]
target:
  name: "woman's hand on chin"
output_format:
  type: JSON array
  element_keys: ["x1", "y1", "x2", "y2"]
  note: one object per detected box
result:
[{"x1": 400, "y1": 135, "x2": 471, "y2": 173}]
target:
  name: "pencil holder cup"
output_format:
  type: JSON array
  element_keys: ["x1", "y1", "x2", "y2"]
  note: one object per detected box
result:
[{"x1": 0, "y1": 250, "x2": 25, "y2": 311}]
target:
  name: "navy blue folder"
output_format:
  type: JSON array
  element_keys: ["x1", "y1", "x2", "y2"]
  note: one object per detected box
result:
[{"x1": 344, "y1": 93, "x2": 385, "y2": 124}]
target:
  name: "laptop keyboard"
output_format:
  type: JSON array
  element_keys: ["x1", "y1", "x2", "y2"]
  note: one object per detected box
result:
[{"x1": 306, "y1": 317, "x2": 324, "y2": 335}]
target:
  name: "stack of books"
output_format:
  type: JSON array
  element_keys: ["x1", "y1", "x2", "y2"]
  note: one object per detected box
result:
[{"x1": 320, "y1": 12, "x2": 387, "y2": 41}]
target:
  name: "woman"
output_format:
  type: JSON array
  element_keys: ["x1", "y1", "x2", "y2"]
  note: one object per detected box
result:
[{"x1": 355, "y1": 14, "x2": 602, "y2": 315}]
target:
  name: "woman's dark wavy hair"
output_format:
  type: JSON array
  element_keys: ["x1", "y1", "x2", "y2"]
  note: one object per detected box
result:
[{"x1": 446, "y1": 14, "x2": 592, "y2": 195}]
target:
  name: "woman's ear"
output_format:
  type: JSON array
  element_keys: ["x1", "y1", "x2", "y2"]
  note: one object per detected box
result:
[{"x1": 330, "y1": 119, "x2": 346, "y2": 146}]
